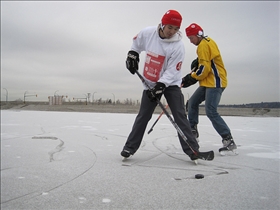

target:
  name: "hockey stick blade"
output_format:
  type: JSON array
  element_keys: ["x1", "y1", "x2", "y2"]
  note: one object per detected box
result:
[
  {"x1": 147, "y1": 113, "x2": 162, "y2": 134},
  {"x1": 147, "y1": 128, "x2": 153, "y2": 134},
  {"x1": 197, "y1": 150, "x2": 214, "y2": 161}
]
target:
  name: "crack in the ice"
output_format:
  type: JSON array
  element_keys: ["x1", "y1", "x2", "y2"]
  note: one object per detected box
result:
[
  {"x1": 1, "y1": 145, "x2": 97, "y2": 206},
  {"x1": 32, "y1": 136, "x2": 65, "y2": 162}
]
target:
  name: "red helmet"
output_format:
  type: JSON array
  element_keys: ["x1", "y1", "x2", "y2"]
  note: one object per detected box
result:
[
  {"x1": 161, "y1": 10, "x2": 182, "y2": 28},
  {"x1": 185, "y1": 23, "x2": 204, "y2": 37}
]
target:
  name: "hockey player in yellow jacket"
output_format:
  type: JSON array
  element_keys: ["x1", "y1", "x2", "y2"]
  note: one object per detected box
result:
[
  {"x1": 182, "y1": 23, "x2": 238, "y2": 156},
  {"x1": 193, "y1": 37, "x2": 228, "y2": 88}
]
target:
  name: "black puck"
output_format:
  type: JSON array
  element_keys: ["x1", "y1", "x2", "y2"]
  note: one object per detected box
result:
[{"x1": 195, "y1": 174, "x2": 204, "y2": 179}]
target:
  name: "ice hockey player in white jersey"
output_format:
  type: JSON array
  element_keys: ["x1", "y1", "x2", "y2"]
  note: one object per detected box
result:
[{"x1": 121, "y1": 10, "x2": 201, "y2": 162}]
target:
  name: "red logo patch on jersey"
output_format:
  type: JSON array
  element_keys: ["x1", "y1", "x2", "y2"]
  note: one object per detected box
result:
[
  {"x1": 143, "y1": 52, "x2": 165, "y2": 82},
  {"x1": 176, "y1": 61, "x2": 182, "y2": 70},
  {"x1": 133, "y1": 34, "x2": 138, "y2": 40}
]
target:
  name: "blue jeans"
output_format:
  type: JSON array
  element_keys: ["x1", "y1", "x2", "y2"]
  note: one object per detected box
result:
[{"x1": 187, "y1": 86, "x2": 231, "y2": 138}]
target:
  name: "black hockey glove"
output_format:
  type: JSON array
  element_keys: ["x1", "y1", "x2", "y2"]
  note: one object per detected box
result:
[
  {"x1": 126, "y1": 50, "x2": 139, "y2": 74},
  {"x1": 146, "y1": 82, "x2": 166, "y2": 102},
  {"x1": 181, "y1": 73, "x2": 198, "y2": 88},
  {"x1": 191, "y1": 58, "x2": 199, "y2": 72}
]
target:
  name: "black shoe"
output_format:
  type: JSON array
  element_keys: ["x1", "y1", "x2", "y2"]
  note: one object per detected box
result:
[
  {"x1": 191, "y1": 125, "x2": 199, "y2": 142},
  {"x1": 185, "y1": 100, "x2": 189, "y2": 112},
  {"x1": 121, "y1": 150, "x2": 131, "y2": 158}
]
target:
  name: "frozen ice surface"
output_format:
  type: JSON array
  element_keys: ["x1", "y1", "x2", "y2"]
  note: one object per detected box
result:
[{"x1": 1, "y1": 110, "x2": 279, "y2": 210}]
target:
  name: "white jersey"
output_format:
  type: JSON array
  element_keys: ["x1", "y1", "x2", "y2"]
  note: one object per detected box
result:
[{"x1": 131, "y1": 25, "x2": 185, "y2": 89}]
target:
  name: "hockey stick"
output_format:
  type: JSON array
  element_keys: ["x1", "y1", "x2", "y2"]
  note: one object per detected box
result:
[
  {"x1": 135, "y1": 70, "x2": 214, "y2": 161},
  {"x1": 147, "y1": 66, "x2": 196, "y2": 134},
  {"x1": 147, "y1": 104, "x2": 168, "y2": 134}
]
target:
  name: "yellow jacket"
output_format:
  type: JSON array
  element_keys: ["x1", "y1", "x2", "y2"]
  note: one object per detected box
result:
[{"x1": 191, "y1": 37, "x2": 227, "y2": 88}]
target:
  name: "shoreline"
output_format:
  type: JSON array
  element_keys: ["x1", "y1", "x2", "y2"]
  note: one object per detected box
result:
[{"x1": 1, "y1": 103, "x2": 279, "y2": 117}]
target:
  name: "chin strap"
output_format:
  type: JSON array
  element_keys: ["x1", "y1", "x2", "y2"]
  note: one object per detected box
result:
[
  {"x1": 202, "y1": 35, "x2": 210, "y2": 42},
  {"x1": 158, "y1": 23, "x2": 166, "y2": 39},
  {"x1": 198, "y1": 33, "x2": 210, "y2": 42}
]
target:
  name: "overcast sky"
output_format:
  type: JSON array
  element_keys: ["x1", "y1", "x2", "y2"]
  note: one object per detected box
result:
[{"x1": 1, "y1": 1, "x2": 279, "y2": 104}]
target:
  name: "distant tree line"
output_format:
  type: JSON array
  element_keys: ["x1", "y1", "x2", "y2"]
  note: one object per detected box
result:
[{"x1": 215, "y1": 102, "x2": 280, "y2": 108}]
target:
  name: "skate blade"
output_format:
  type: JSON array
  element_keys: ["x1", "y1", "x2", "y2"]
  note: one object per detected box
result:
[
  {"x1": 122, "y1": 157, "x2": 129, "y2": 161},
  {"x1": 193, "y1": 159, "x2": 198, "y2": 165},
  {"x1": 232, "y1": 149, "x2": 239, "y2": 155},
  {"x1": 219, "y1": 150, "x2": 226, "y2": 156},
  {"x1": 122, "y1": 154, "x2": 133, "y2": 161},
  {"x1": 219, "y1": 149, "x2": 239, "y2": 156}
]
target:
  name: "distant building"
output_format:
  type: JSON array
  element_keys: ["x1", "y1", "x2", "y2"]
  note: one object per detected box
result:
[{"x1": 48, "y1": 96, "x2": 63, "y2": 105}]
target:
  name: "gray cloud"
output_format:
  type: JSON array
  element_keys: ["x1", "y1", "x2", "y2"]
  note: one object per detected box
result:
[{"x1": 1, "y1": 1, "x2": 279, "y2": 104}]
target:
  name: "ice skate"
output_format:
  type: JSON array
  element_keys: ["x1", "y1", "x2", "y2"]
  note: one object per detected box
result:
[
  {"x1": 219, "y1": 135, "x2": 238, "y2": 156},
  {"x1": 121, "y1": 150, "x2": 132, "y2": 161}
]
